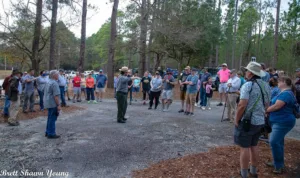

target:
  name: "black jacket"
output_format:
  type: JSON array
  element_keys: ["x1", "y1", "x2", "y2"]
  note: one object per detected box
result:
[{"x1": 8, "y1": 77, "x2": 20, "y2": 101}]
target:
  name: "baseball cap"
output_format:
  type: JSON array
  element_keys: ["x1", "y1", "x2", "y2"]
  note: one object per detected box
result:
[
  {"x1": 99, "y1": 69, "x2": 103, "y2": 72},
  {"x1": 185, "y1": 66, "x2": 191, "y2": 70},
  {"x1": 222, "y1": 63, "x2": 227, "y2": 67},
  {"x1": 295, "y1": 68, "x2": 300, "y2": 72}
]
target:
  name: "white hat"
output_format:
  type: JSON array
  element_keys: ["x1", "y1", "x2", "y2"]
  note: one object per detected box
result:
[
  {"x1": 242, "y1": 62, "x2": 266, "y2": 77},
  {"x1": 221, "y1": 63, "x2": 227, "y2": 67},
  {"x1": 119, "y1": 66, "x2": 129, "y2": 72}
]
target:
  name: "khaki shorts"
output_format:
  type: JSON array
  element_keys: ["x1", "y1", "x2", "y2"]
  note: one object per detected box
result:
[
  {"x1": 180, "y1": 90, "x2": 187, "y2": 101},
  {"x1": 96, "y1": 87, "x2": 105, "y2": 93},
  {"x1": 186, "y1": 93, "x2": 196, "y2": 105},
  {"x1": 161, "y1": 90, "x2": 173, "y2": 100}
]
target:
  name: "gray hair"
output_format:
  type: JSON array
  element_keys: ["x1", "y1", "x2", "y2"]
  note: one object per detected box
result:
[{"x1": 49, "y1": 70, "x2": 59, "y2": 79}]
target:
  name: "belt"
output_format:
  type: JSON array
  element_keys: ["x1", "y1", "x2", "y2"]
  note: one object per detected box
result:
[
  {"x1": 228, "y1": 92, "x2": 238, "y2": 94},
  {"x1": 117, "y1": 91, "x2": 127, "y2": 95}
]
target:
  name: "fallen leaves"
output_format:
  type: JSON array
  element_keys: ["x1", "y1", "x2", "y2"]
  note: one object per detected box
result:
[{"x1": 133, "y1": 139, "x2": 300, "y2": 178}]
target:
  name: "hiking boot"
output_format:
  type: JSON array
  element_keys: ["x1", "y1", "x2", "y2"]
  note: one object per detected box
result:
[
  {"x1": 47, "y1": 135, "x2": 60, "y2": 139},
  {"x1": 217, "y1": 103, "x2": 223, "y2": 106},
  {"x1": 117, "y1": 120, "x2": 126, "y2": 123}
]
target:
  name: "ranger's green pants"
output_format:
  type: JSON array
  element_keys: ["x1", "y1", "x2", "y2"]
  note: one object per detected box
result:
[{"x1": 116, "y1": 91, "x2": 127, "y2": 121}]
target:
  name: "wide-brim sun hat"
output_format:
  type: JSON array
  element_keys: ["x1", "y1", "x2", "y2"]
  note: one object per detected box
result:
[
  {"x1": 222, "y1": 63, "x2": 227, "y2": 67},
  {"x1": 119, "y1": 66, "x2": 129, "y2": 72},
  {"x1": 242, "y1": 62, "x2": 266, "y2": 77}
]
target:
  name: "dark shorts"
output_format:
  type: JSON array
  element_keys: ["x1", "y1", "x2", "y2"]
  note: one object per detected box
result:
[
  {"x1": 234, "y1": 123, "x2": 263, "y2": 148},
  {"x1": 180, "y1": 90, "x2": 187, "y2": 100}
]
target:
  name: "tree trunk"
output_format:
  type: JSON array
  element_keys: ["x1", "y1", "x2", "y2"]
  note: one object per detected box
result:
[
  {"x1": 232, "y1": 0, "x2": 239, "y2": 69},
  {"x1": 107, "y1": 0, "x2": 119, "y2": 88},
  {"x1": 32, "y1": 0, "x2": 43, "y2": 74},
  {"x1": 273, "y1": 0, "x2": 281, "y2": 67},
  {"x1": 49, "y1": 0, "x2": 58, "y2": 70},
  {"x1": 216, "y1": 45, "x2": 219, "y2": 67},
  {"x1": 78, "y1": 0, "x2": 87, "y2": 73},
  {"x1": 139, "y1": 0, "x2": 148, "y2": 77}
]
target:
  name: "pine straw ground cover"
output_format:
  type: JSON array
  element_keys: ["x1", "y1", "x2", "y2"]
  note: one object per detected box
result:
[
  {"x1": 133, "y1": 139, "x2": 300, "y2": 178},
  {"x1": 0, "y1": 104, "x2": 85, "y2": 124}
]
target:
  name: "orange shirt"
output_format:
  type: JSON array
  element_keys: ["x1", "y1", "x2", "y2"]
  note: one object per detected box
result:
[{"x1": 86, "y1": 77, "x2": 95, "y2": 88}]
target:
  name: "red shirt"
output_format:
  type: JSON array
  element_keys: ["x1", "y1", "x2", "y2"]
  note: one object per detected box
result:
[
  {"x1": 86, "y1": 78, "x2": 95, "y2": 88},
  {"x1": 73, "y1": 76, "x2": 81, "y2": 87}
]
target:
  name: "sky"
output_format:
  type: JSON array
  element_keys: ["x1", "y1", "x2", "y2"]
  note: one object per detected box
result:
[{"x1": 0, "y1": 0, "x2": 291, "y2": 38}]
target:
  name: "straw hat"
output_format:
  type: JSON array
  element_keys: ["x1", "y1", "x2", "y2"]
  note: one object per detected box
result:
[
  {"x1": 119, "y1": 66, "x2": 129, "y2": 72},
  {"x1": 185, "y1": 66, "x2": 191, "y2": 70},
  {"x1": 242, "y1": 62, "x2": 266, "y2": 77}
]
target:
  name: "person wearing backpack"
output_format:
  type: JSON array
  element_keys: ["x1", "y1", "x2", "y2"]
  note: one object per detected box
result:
[
  {"x1": 235, "y1": 62, "x2": 271, "y2": 178},
  {"x1": 2, "y1": 70, "x2": 17, "y2": 118},
  {"x1": 7, "y1": 70, "x2": 22, "y2": 126},
  {"x1": 266, "y1": 76, "x2": 297, "y2": 174}
]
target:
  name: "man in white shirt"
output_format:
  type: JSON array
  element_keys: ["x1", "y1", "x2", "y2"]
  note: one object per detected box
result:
[{"x1": 225, "y1": 69, "x2": 241, "y2": 123}]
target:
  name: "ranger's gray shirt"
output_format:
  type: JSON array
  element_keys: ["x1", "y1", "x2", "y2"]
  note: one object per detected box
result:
[
  {"x1": 240, "y1": 79, "x2": 271, "y2": 125},
  {"x1": 116, "y1": 75, "x2": 131, "y2": 93},
  {"x1": 43, "y1": 79, "x2": 60, "y2": 109}
]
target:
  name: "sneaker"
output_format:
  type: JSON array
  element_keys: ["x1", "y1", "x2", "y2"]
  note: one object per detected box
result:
[
  {"x1": 217, "y1": 103, "x2": 223, "y2": 106},
  {"x1": 93, "y1": 101, "x2": 98, "y2": 104},
  {"x1": 265, "y1": 162, "x2": 273, "y2": 167},
  {"x1": 88, "y1": 101, "x2": 91, "y2": 104},
  {"x1": 148, "y1": 107, "x2": 152, "y2": 110},
  {"x1": 73, "y1": 100, "x2": 76, "y2": 103},
  {"x1": 208, "y1": 107, "x2": 211, "y2": 110},
  {"x1": 178, "y1": 109, "x2": 184, "y2": 113},
  {"x1": 194, "y1": 103, "x2": 197, "y2": 107},
  {"x1": 143, "y1": 101, "x2": 146, "y2": 105},
  {"x1": 163, "y1": 109, "x2": 167, "y2": 112},
  {"x1": 184, "y1": 112, "x2": 190, "y2": 115},
  {"x1": 68, "y1": 98, "x2": 71, "y2": 101},
  {"x1": 197, "y1": 104, "x2": 202, "y2": 108},
  {"x1": 190, "y1": 112, "x2": 194, "y2": 116},
  {"x1": 201, "y1": 107, "x2": 206, "y2": 110},
  {"x1": 8, "y1": 122, "x2": 20, "y2": 126},
  {"x1": 273, "y1": 168, "x2": 284, "y2": 174}
]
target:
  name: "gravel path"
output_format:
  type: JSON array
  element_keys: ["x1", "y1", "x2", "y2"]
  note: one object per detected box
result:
[{"x1": 0, "y1": 99, "x2": 299, "y2": 178}]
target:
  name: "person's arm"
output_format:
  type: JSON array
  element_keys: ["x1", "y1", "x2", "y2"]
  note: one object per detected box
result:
[
  {"x1": 53, "y1": 84, "x2": 61, "y2": 111},
  {"x1": 54, "y1": 95, "x2": 61, "y2": 111},
  {"x1": 267, "y1": 100, "x2": 285, "y2": 113},
  {"x1": 235, "y1": 83, "x2": 251, "y2": 127},
  {"x1": 235, "y1": 99, "x2": 248, "y2": 127}
]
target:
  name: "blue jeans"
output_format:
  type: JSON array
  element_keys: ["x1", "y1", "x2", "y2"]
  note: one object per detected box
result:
[
  {"x1": 46, "y1": 107, "x2": 58, "y2": 136},
  {"x1": 4, "y1": 95, "x2": 10, "y2": 116},
  {"x1": 114, "y1": 88, "x2": 117, "y2": 98},
  {"x1": 270, "y1": 120, "x2": 296, "y2": 169},
  {"x1": 129, "y1": 87, "x2": 133, "y2": 101},
  {"x1": 59, "y1": 86, "x2": 66, "y2": 105},
  {"x1": 38, "y1": 90, "x2": 44, "y2": 110},
  {"x1": 200, "y1": 86, "x2": 207, "y2": 106},
  {"x1": 86, "y1": 88, "x2": 95, "y2": 101}
]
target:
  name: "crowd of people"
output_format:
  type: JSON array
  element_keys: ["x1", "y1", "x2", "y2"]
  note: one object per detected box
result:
[{"x1": 1, "y1": 61, "x2": 299, "y2": 176}]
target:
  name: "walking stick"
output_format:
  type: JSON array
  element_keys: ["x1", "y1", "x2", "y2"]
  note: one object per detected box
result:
[{"x1": 221, "y1": 87, "x2": 230, "y2": 122}]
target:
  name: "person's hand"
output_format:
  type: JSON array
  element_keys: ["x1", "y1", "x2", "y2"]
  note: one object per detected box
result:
[
  {"x1": 57, "y1": 106, "x2": 61, "y2": 112},
  {"x1": 166, "y1": 79, "x2": 169, "y2": 83},
  {"x1": 235, "y1": 120, "x2": 239, "y2": 127}
]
